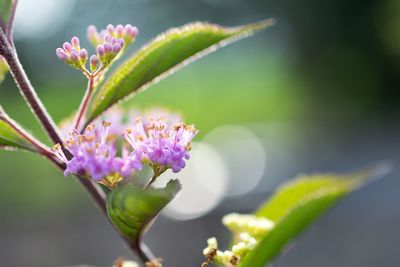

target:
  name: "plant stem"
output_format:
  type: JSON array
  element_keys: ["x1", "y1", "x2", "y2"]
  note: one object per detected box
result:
[
  {"x1": 79, "y1": 177, "x2": 108, "y2": 215},
  {"x1": 6, "y1": 0, "x2": 18, "y2": 46},
  {"x1": 0, "y1": 28, "x2": 155, "y2": 265},
  {"x1": 0, "y1": 29, "x2": 63, "y2": 145},
  {"x1": 0, "y1": 109, "x2": 64, "y2": 169},
  {"x1": 74, "y1": 76, "x2": 94, "y2": 131},
  {"x1": 144, "y1": 166, "x2": 167, "y2": 189},
  {"x1": 123, "y1": 238, "x2": 153, "y2": 264},
  {"x1": 144, "y1": 173, "x2": 158, "y2": 189}
]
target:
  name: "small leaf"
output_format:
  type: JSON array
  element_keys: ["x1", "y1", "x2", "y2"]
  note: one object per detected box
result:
[
  {"x1": 86, "y1": 19, "x2": 275, "y2": 123},
  {"x1": 0, "y1": 118, "x2": 34, "y2": 151},
  {"x1": 107, "y1": 180, "x2": 181, "y2": 241},
  {"x1": 239, "y1": 165, "x2": 388, "y2": 267},
  {"x1": 0, "y1": 0, "x2": 12, "y2": 28},
  {"x1": 0, "y1": 56, "x2": 9, "y2": 85}
]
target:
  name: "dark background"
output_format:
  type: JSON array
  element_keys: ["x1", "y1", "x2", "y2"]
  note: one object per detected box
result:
[{"x1": 0, "y1": 0, "x2": 399, "y2": 266}]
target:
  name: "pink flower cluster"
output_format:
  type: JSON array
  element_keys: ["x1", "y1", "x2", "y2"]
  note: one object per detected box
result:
[
  {"x1": 56, "y1": 37, "x2": 88, "y2": 70},
  {"x1": 53, "y1": 109, "x2": 198, "y2": 185},
  {"x1": 56, "y1": 24, "x2": 138, "y2": 72}
]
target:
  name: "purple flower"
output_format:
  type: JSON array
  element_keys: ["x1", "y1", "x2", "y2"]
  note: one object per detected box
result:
[
  {"x1": 54, "y1": 107, "x2": 198, "y2": 186},
  {"x1": 124, "y1": 112, "x2": 198, "y2": 173},
  {"x1": 53, "y1": 122, "x2": 142, "y2": 184}
]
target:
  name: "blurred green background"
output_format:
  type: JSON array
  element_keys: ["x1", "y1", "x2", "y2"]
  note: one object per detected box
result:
[{"x1": 0, "y1": 0, "x2": 399, "y2": 266}]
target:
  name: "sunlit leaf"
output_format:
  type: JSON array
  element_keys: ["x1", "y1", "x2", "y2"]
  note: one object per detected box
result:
[
  {"x1": 239, "y1": 165, "x2": 388, "y2": 267},
  {"x1": 0, "y1": 118, "x2": 34, "y2": 151},
  {"x1": 86, "y1": 19, "x2": 275, "y2": 123},
  {"x1": 0, "y1": 56, "x2": 9, "y2": 85},
  {"x1": 107, "y1": 179, "x2": 181, "y2": 241}
]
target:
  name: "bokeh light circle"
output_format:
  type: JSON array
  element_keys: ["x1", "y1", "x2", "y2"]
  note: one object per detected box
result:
[
  {"x1": 202, "y1": 125, "x2": 267, "y2": 197},
  {"x1": 161, "y1": 142, "x2": 229, "y2": 220}
]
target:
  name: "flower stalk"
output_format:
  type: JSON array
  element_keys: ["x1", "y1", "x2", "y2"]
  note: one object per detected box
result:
[
  {"x1": 6, "y1": 0, "x2": 18, "y2": 46},
  {"x1": 0, "y1": 28, "x2": 63, "y2": 146},
  {"x1": 0, "y1": 106, "x2": 64, "y2": 168},
  {"x1": 74, "y1": 75, "x2": 95, "y2": 131}
]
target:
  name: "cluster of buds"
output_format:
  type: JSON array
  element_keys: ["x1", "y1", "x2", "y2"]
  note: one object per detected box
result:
[
  {"x1": 95, "y1": 34, "x2": 124, "y2": 68},
  {"x1": 88, "y1": 24, "x2": 138, "y2": 68},
  {"x1": 87, "y1": 24, "x2": 138, "y2": 48},
  {"x1": 113, "y1": 260, "x2": 139, "y2": 267},
  {"x1": 203, "y1": 234, "x2": 256, "y2": 267},
  {"x1": 222, "y1": 213, "x2": 275, "y2": 239},
  {"x1": 56, "y1": 37, "x2": 88, "y2": 70},
  {"x1": 56, "y1": 24, "x2": 138, "y2": 74},
  {"x1": 54, "y1": 108, "x2": 198, "y2": 188},
  {"x1": 202, "y1": 213, "x2": 275, "y2": 266}
]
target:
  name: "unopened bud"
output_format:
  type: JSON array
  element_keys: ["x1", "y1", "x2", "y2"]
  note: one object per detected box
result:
[
  {"x1": 112, "y1": 43, "x2": 121, "y2": 54},
  {"x1": 116, "y1": 24, "x2": 124, "y2": 36},
  {"x1": 79, "y1": 48, "x2": 88, "y2": 63},
  {"x1": 96, "y1": 45, "x2": 104, "y2": 56},
  {"x1": 106, "y1": 24, "x2": 115, "y2": 34},
  {"x1": 56, "y1": 48, "x2": 68, "y2": 62},
  {"x1": 70, "y1": 50, "x2": 79, "y2": 63},
  {"x1": 90, "y1": 55, "x2": 99, "y2": 72},
  {"x1": 71, "y1": 36, "x2": 80, "y2": 49},
  {"x1": 104, "y1": 42, "x2": 112, "y2": 53},
  {"x1": 63, "y1": 42, "x2": 72, "y2": 53}
]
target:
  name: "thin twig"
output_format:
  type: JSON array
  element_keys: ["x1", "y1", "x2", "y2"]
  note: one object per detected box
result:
[
  {"x1": 0, "y1": 109, "x2": 64, "y2": 169},
  {"x1": 6, "y1": 0, "x2": 18, "y2": 46},
  {"x1": 144, "y1": 173, "x2": 158, "y2": 189},
  {"x1": 74, "y1": 76, "x2": 94, "y2": 131},
  {"x1": 0, "y1": 28, "x2": 63, "y2": 146}
]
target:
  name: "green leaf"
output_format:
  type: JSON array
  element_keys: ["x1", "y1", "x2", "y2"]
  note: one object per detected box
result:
[
  {"x1": 0, "y1": 0, "x2": 12, "y2": 27},
  {"x1": 239, "y1": 165, "x2": 388, "y2": 267},
  {"x1": 0, "y1": 56, "x2": 9, "y2": 85},
  {"x1": 107, "y1": 179, "x2": 181, "y2": 241},
  {"x1": 0, "y1": 118, "x2": 34, "y2": 151},
  {"x1": 86, "y1": 19, "x2": 275, "y2": 123}
]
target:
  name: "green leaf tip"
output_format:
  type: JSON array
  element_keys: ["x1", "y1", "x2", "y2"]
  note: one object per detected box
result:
[
  {"x1": 0, "y1": 112, "x2": 35, "y2": 152},
  {"x1": 86, "y1": 19, "x2": 275, "y2": 123},
  {"x1": 107, "y1": 179, "x2": 181, "y2": 241},
  {"x1": 236, "y1": 163, "x2": 389, "y2": 267}
]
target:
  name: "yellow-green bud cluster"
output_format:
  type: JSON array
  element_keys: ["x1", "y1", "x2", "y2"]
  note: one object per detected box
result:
[
  {"x1": 222, "y1": 213, "x2": 275, "y2": 238},
  {"x1": 202, "y1": 213, "x2": 275, "y2": 266},
  {"x1": 203, "y1": 234, "x2": 257, "y2": 266},
  {"x1": 112, "y1": 261, "x2": 139, "y2": 267}
]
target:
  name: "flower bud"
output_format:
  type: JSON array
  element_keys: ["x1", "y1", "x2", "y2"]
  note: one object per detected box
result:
[
  {"x1": 90, "y1": 55, "x2": 99, "y2": 72},
  {"x1": 79, "y1": 48, "x2": 88, "y2": 63},
  {"x1": 116, "y1": 24, "x2": 124, "y2": 36},
  {"x1": 104, "y1": 42, "x2": 112, "y2": 53},
  {"x1": 112, "y1": 43, "x2": 121, "y2": 54},
  {"x1": 63, "y1": 42, "x2": 72, "y2": 52},
  {"x1": 125, "y1": 24, "x2": 139, "y2": 38},
  {"x1": 56, "y1": 48, "x2": 68, "y2": 62},
  {"x1": 97, "y1": 45, "x2": 105, "y2": 57},
  {"x1": 71, "y1": 36, "x2": 80, "y2": 49},
  {"x1": 106, "y1": 24, "x2": 115, "y2": 34},
  {"x1": 70, "y1": 50, "x2": 79, "y2": 63}
]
